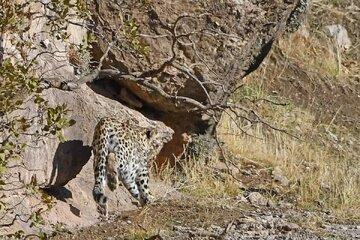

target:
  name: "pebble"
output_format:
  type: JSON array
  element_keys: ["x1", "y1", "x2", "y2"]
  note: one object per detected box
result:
[
  {"x1": 247, "y1": 192, "x2": 268, "y2": 206},
  {"x1": 272, "y1": 167, "x2": 290, "y2": 187}
]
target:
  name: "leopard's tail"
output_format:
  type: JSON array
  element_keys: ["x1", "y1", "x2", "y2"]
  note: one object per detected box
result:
[
  {"x1": 92, "y1": 122, "x2": 109, "y2": 217},
  {"x1": 106, "y1": 153, "x2": 119, "y2": 191}
]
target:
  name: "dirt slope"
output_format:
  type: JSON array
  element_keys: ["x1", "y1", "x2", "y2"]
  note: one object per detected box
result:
[{"x1": 53, "y1": 198, "x2": 359, "y2": 240}]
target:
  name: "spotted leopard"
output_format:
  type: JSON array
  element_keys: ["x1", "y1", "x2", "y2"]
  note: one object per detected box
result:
[{"x1": 92, "y1": 117, "x2": 171, "y2": 217}]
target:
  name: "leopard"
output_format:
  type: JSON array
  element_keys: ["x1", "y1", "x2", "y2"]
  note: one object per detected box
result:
[{"x1": 92, "y1": 117, "x2": 171, "y2": 218}]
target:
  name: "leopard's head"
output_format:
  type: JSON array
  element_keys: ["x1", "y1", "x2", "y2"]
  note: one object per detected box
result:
[{"x1": 144, "y1": 125, "x2": 173, "y2": 160}]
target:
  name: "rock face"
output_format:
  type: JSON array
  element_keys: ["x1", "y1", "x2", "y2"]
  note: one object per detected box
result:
[
  {"x1": 0, "y1": 85, "x2": 174, "y2": 235},
  {"x1": 1, "y1": 0, "x2": 86, "y2": 85},
  {"x1": 91, "y1": 0, "x2": 307, "y2": 110},
  {"x1": 18, "y1": 84, "x2": 174, "y2": 187},
  {"x1": 88, "y1": 0, "x2": 308, "y2": 164},
  {"x1": 325, "y1": 24, "x2": 352, "y2": 50}
]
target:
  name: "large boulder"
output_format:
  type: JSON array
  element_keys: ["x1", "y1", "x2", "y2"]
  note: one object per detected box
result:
[
  {"x1": 90, "y1": 0, "x2": 308, "y2": 110},
  {"x1": 0, "y1": 85, "x2": 174, "y2": 235},
  {"x1": 18, "y1": 84, "x2": 173, "y2": 187}
]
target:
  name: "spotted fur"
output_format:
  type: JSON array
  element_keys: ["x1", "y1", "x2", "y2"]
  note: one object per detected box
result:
[{"x1": 92, "y1": 117, "x2": 169, "y2": 217}]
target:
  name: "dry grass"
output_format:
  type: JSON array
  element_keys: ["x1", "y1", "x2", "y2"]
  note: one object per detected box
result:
[
  {"x1": 158, "y1": 156, "x2": 243, "y2": 208},
  {"x1": 309, "y1": 0, "x2": 360, "y2": 82},
  {"x1": 278, "y1": 29, "x2": 341, "y2": 79},
  {"x1": 219, "y1": 113, "x2": 360, "y2": 219}
]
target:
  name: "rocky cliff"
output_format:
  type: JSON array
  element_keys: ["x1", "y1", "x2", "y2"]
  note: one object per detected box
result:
[{"x1": 0, "y1": 0, "x2": 308, "y2": 236}]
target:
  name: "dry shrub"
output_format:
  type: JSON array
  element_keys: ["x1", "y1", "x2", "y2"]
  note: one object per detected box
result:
[
  {"x1": 219, "y1": 111, "x2": 359, "y2": 217},
  {"x1": 157, "y1": 152, "x2": 242, "y2": 207}
]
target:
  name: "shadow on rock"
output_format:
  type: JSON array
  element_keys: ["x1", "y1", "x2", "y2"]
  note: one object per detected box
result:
[
  {"x1": 70, "y1": 204, "x2": 81, "y2": 217},
  {"x1": 49, "y1": 140, "x2": 92, "y2": 187},
  {"x1": 43, "y1": 186, "x2": 73, "y2": 202}
]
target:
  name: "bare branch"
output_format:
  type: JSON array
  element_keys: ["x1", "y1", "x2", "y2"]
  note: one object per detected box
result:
[
  {"x1": 249, "y1": 110, "x2": 301, "y2": 140},
  {"x1": 97, "y1": 42, "x2": 115, "y2": 71},
  {"x1": 172, "y1": 62, "x2": 213, "y2": 106},
  {"x1": 100, "y1": 69, "x2": 208, "y2": 111}
]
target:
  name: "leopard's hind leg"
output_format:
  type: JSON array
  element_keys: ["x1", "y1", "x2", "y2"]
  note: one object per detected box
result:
[{"x1": 118, "y1": 162, "x2": 142, "y2": 204}]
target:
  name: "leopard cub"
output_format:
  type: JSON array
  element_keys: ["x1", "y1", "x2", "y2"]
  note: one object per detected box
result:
[{"x1": 92, "y1": 117, "x2": 170, "y2": 217}]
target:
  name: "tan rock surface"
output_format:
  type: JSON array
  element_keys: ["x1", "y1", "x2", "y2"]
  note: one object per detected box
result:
[{"x1": 0, "y1": 84, "x2": 175, "y2": 235}]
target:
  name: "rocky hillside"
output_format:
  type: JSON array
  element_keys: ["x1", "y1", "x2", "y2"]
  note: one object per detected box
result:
[{"x1": 1, "y1": 0, "x2": 359, "y2": 239}]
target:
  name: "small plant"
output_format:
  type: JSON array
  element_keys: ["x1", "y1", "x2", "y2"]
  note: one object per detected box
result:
[
  {"x1": 29, "y1": 209, "x2": 45, "y2": 228},
  {"x1": 124, "y1": 18, "x2": 150, "y2": 57},
  {"x1": 0, "y1": 0, "x2": 80, "y2": 234},
  {"x1": 45, "y1": 0, "x2": 91, "y2": 40}
]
